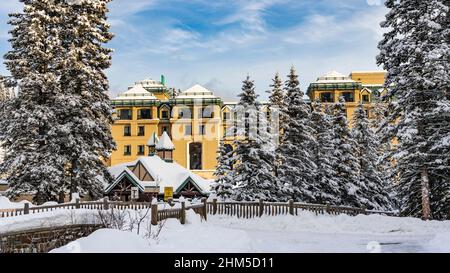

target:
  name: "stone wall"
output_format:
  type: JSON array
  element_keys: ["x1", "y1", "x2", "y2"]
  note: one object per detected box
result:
[{"x1": 0, "y1": 224, "x2": 104, "y2": 253}]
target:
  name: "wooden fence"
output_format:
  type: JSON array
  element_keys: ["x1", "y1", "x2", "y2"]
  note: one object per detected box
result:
[
  {"x1": 0, "y1": 198, "x2": 396, "y2": 222},
  {"x1": 206, "y1": 199, "x2": 397, "y2": 218}
]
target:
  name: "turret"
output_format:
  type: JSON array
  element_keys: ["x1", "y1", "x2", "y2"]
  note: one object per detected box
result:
[{"x1": 147, "y1": 132, "x2": 159, "y2": 156}]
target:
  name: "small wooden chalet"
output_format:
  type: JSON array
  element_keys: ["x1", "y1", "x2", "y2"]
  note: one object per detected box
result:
[{"x1": 105, "y1": 132, "x2": 211, "y2": 201}]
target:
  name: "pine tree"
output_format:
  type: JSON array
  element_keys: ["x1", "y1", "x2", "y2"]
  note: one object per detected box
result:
[
  {"x1": 213, "y1": 139, "x2": 235, "y2": 200},
  {"x1": 55, "y1": 0, "x2": 115, "y2": 198},
  {"x1": 330, "y1": 97, "x2": 361, "y2": 207},
  {"x1": 267, "y1": 72, "x2": 288, "y2": 179},
  {"x1": 377, "y1": 0, "x2": 450, "y2": 219},
  {"x1": 229, "y1": 76, "x2": 279, "y2": 201},
  {"x1": 277, "y1": 66, "x2": 318, "y2": 202},
  {"x1": 310, "y1": 100, "x2": 340, "y2": 204},
  {"x1": 352, "y1": 103, "x2": 393, "y2": 210},
  {"x1": 267, "y1": 72, "x2": 288, "y2": 143},
  {"x1": 0, "y1": 0, "x2": 68, "y2": 203}
]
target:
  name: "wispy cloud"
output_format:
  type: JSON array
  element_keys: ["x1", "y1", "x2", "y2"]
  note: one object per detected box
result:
[{"x1": 0, "y1": 0, "x2": 388, "y2": 100}]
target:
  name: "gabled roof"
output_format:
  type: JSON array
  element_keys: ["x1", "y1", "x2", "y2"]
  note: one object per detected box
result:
[
  {"x1": 107, "y1": 156, "x2": 211, "y2": 194},
  {"x1": 315, "y1": 71, "x2": 356, "y2": 84},
  {"x1": 113, "y1": 85, "x2": 157, "y2": 100},
  {"x1": 176, "y1": 84, "x2": 217, "y2": 99},
  {"x1": 155, "y1": 131, "x2": 175, "y2": 150}
]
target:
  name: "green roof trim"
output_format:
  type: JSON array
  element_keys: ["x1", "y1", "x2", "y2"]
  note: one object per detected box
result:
[
  {"x1": 169, "y1": 98, "x2": 223, "y2": 106},
  {"x1": 307, "y1": 82, "x2": 363, "y2": 95},
  {"x1": 175, "y1": 176, "x2": 205, "y2": 194},
  {"x1": 111, "y1": 100, "x2": 161, "y2": 107}
]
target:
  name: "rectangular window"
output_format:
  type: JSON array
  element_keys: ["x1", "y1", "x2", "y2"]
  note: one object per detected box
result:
[
  {"x1": 124, "y1": 125, "x2": 131, "y2": 136},
  {"x1": 138, "y1": 109, "x2": 152, "y2": 119},
  {"x1": 365, "y1": 109, "x2": 370, "y2": 118},
  {"x1": 223, "y1": 112, "x2": 230, "y2": 120},
  {"x1": 320, "y1": 93, "x2": 334, "y2": 102},
  {"x1": 362, "y1": 94, "x2": 370, "y2": 103},
  {"x1": 137, "y1": 145, "x2": 145, "y2": 155},
  {"x1": 137, "y1": 125, "x2": 145, "y2": 136},
  {"x1": 161, "y1": 110, "x2": 169, "y2": 119},
  {"x1": 341, "y1": 92, "x2": 354, "y2": 102},
  {"x1": 118, "y1": 109, "x2": 132, "y2": 120},
  {"x1": 185, "y1": 124, "x2": 192, "y2": 136},
  {"x1": 199, "y1": 125, "x2": 206, "y2": 135},
  {"x1": 124, "y1": 145, "x2": 131, "y2": 156}
]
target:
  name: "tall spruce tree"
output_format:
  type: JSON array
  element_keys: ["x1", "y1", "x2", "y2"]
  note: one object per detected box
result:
[
  {"x1": 278, "y1": 66, "x2": 318, "y2": 202},
  {"x1": 0, "y1": 0, "x2": 68, "y2": 203},
  {"x1": 377, "y1": 0, "x2": 450, "y2": 219},
  {"x1": 229, "y1": 76, "x2": 279, "y2": 201},
  {"x1": 310, "y1": 100, "x2": 340, "y2": 204},
  {"x1": 267, "y1": 72, "x2": 288, "y2": 178},
  {"x1": 331, "y1": 97, "x2": 361, "y2": 207},
  {"x1": 56, "y1": 0, "x2": 115, "y2": 198},
  {"x1": 352, "y1": 103, "x2": 393, "y2": 210},
  {"x1": 213, "y1": 139, "x2": 236, "y2": 200}
]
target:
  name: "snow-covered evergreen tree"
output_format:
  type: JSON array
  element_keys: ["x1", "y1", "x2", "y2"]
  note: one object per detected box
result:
[
  {"x1": 229, "y1": 76, "x2": 280, "y2": 201},
  {"x1": 266, "y1": 72, "x2": 288, "y2": 178},
  {"x1": 213, "y1": 139, "x2": 236, "y2": 200},
  {"x1": 267, "y1": 72, "x2": 288, "y2": 143},
  {"x1": 330, "y1": 97, "x2": 361, "y2": 207},
  {"x1": 277, "y1": 66, "x2": 318, "y2": 202},
  {"x1": 377, "y1": 0, "x2": 450, "y2": 219},
  {"x1": 352, "y1": 103, "x2": 393, "y2": 210},
  {"x1": 55, "y1": 0, "x2": 115, "y2": 198},
  {"x1": 310, "y1": 100, "x2": 340, "y2": 204},
  {"x1": 0, "y1": 0, "x2": 68, "y2": 203}
]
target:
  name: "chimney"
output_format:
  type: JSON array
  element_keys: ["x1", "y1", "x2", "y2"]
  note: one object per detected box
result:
[{"x1": 161, "y1": 75, "x2": 166, "y2": 86}]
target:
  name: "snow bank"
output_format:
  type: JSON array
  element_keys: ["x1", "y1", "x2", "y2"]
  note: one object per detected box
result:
[
  {"x1": 0, "y1": 196, "x2": 33, "y2": 209},
  {"x1": 50, "y1": 229, "x2": 152, "y2": 253},
  {"x1": 427, "y1": 232, "x2": 450, "y2": 252}
]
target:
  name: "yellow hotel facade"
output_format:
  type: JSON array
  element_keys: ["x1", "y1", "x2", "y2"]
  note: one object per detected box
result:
[{"x1": 109, "y1": 71, "x2": 387, "y2": 179}]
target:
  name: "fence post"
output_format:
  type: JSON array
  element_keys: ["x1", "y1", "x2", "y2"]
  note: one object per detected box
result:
[
  {"x1": 259, "y1": 199, "x2": 264, "y2": 217},
  {"x1": 202, "y1": 197, "x2": 207, "y2": 221},
  {"x1": 103, "y1": 198, "x2": 109, "y2": 210},
  {"x1": 326, "y1": 202, "x2": 331, "y2": 214},
  {"x1": 212, "y1": 198, "x2": 217, "y2": 215},
  {"x1": 288, "y1": 199, "x2": 294, "y2": 215},
  {"x1": 180, "y1": 201, "x2": 186, "y2": 225},
  {"x1": 361, "y1": 205, "x2": 367, "y2": 215},
  {"x1": 151, "y1": 203, "x2": 158, "y2": 226},
  {"x1": 75, "y1": 198, "x2": 80, "y2": 209},
  {"x1": 24, "y1": 203, "x2": 29, "y2": 215}
]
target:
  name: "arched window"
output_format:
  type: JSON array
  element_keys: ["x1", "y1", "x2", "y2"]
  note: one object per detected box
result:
[{"x1": 189, "y1": 143, "x2": 202, "y2": 170}]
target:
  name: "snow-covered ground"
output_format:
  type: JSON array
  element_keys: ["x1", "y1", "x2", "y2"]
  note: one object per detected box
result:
[{"x1": 46, "y1": 210, "x2": 450, "y2": 253}]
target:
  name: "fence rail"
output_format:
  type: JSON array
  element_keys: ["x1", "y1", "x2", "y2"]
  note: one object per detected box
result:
[{"x1": 1, "y1": 198, "x2": 397, "y2": 222}]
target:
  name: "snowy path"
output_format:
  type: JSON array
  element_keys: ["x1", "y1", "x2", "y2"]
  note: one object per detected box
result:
[{"x1": 2, "y1": 209, "x2": 448, "y2": 253}]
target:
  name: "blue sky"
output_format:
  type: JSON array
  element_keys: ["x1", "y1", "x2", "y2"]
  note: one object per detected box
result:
[{"x1": 0, "y1": 0, "x2": 387, "y2": 100}]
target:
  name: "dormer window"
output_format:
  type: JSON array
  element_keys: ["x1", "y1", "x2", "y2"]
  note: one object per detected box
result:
[
  {"x1": 362, "y1": 94, "x2": 370, "y2": 103},
  {"x1": 161, "y1": 110, "x2": 169, "y2": 119}
]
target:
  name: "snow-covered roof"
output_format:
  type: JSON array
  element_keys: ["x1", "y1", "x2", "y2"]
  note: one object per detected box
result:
[
  {"x1": 176, "y1": 84, "x2": 218, "y2": 99},
  {"x1": 315, "y1": 71, "x2": 356, "y2": 84},
  {"x1": 113, "y1": 85, "x2": 157, "y2": 100},
  {"x1": 147, "y1": 132, "x2": 159, "y2": 147},
  {"x1": 133, "y1": 78, "x2": 165, "y2": 89},
  {"x1": 155, "y1": 132, "x2": 175, "y2": 150},
  {"x1": 107, "y1": 156, "x2": 211, "y2": 194},
  {"x1": 0, "y1": 179, "x2": 7, "y2": 185}
]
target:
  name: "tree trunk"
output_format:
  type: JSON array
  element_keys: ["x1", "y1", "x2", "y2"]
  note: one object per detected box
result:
[{"x1": 420, "y1": 166, "x2": 432, "y2": 220}]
